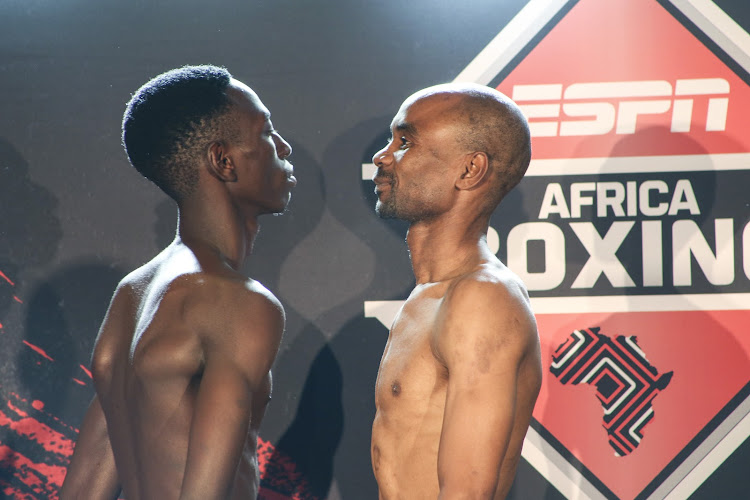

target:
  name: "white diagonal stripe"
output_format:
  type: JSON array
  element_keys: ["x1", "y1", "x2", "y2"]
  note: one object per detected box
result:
[{"x1": 453, "y1": 0, "x2": 573, "y2": 85}]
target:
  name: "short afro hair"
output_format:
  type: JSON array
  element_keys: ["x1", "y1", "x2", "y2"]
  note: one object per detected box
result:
[{"x1": 122, "y1": 65, "x2": 235, "y2": 201}]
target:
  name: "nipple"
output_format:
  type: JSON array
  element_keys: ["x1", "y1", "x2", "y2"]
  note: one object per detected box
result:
[{"x1": 391, "y1": 381, "x2": 401, "y2": 396}]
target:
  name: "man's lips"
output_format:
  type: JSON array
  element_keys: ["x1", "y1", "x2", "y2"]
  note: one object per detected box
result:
[
  {"x1": 372, "y1": 176, "x2": 393, "y2": 186},
  {"x1": 372, "y1": 177, "x2": 392, "y2": 194},
  {"x1": 286, "y1": 162, "x2": 297, "y2": 186}
]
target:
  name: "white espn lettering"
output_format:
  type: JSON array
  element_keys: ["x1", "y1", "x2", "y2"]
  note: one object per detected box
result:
[
  {"x1": 513, "y1": 79, "x2": 730, "y2": 137},
  {"x1": 507, "y1": 218, "x2": 743, "y2": 291},
  {"x1": 539, "y1": 179, "x2": 700, "y2": 219}
]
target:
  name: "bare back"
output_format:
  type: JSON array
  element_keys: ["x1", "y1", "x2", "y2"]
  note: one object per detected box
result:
[
  {"x1": 91, "y1": 245, "x2": 283, "y2": 499},
  {"x1": 372, "y1": 261, "x2": 542, "y2": 499}
]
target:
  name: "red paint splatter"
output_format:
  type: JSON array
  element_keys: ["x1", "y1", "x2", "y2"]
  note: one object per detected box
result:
[
  {"x1": 0, "y1": 484, "x2": 26, "y2": 500},
  {"x1": 259, "y1": 487, "x2": 301, "y2": 500},
  {"x1": 13, "y1": 296, "x2": 23, "y2": 303},
  {"x1": 79, "y1": 365, "x2": 92, "y2": 379},
  {"x1": 22, "y1": 341, "x2": 54, "y2": 362},
  {"x1": 0, "y1": 444, "x2": 66, "y2": 498},
  {"x1": 0, "y1": 269, "x2": 15, "y2": 286},
  {"x1": 0, "y1": 389, "x2": 315, "y2": 500},
  {"x1": 0, "y1": 393, "x2": 78, "y2": 498},
  {"x1": 6, "y1": 401, "x2": 28, "y2": 418},
  {"x1": 72, "y1": 378, "x2": 86, "y2": 386},
  {"x1": 0, "y1": 408, "x2": 75, "y2": 457},
  {"x1": 8, "y1": 393, "x2": 78, "y2": 434},
  {"x1": 258, "y1": 437, "x2": 317, "y2": 499}
]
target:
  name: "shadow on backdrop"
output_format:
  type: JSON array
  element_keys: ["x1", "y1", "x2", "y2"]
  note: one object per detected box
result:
[
  {"x1": 266, "y1": 323, "x2": 343, "y2": 499},
  {"x1": 0, "y1": 139, "x2": 127, "y2": 497},
  {"x1": 20, "y1": 260, "x2": 126, "y2": 423},
  {"x1": 0, "y1": 138, "x2": 62, "y2": 321},
  {"x1": 322, "y1": 298, "x2": 404, "y2": 499}
]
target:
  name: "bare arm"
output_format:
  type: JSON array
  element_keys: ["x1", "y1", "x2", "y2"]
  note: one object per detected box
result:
[
  {"x1": 178, "y1": 287, "x2": 284, "y2": 500},
  {"x1": 435, "y1": 277, "x2": 539, "y2": 499},
  {"x1": 59, "y1": 396, "x2": 121, "y2": 500}
]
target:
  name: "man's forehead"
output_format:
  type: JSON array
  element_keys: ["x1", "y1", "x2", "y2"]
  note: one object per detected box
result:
[
  {"x1": 228, "y1": 79, "x2": 270, "y2": 119},
  {"x1": 389, "y1": 114, "x2": 418, "y2": 136},
  {"x1": 391, "y1": 92, "x2": 462, "y2": 131}
]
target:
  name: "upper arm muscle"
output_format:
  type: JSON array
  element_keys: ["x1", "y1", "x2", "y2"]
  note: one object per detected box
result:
[
  {"x1": 178, "y1": 286, "x2": 284, "y2": 499},
  {"x1": 435, "y1": 277, "x2": 535, "y2": 497}
]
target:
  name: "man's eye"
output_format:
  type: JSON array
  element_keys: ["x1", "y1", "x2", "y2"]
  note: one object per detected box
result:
[{"x1": 398, "y1": 137, "x2": 409, "y2": 149}]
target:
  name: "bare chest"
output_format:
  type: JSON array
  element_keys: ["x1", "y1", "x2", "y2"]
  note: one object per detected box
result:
[{"x1": 375, "y1": 294, "x2": 448, "y2": 407}]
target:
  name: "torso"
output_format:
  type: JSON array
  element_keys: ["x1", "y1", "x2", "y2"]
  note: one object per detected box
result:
[
  {"x1": 372, "y1": 281, "x2": 449, "y2": 500},
  {"x1": 91, "y1": 247, "x2": 270, "y2": 499},
  {"x1": 371, "y1": 263, "x2": 540, "y2": 500}
]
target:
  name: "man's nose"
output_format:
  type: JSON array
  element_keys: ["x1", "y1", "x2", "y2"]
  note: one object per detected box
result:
[
  {"x1": 275, "y1": 133, "x2": 292, "y2": 159},
  {"x1": 372, "y1": 146, "x2": 390, "y2": 166}
]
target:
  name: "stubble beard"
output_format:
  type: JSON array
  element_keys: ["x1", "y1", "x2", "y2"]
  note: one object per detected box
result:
[
  {"x1": 375, "y1": 188, "x2": 438, "y2": 223},
  {"x1": 375, "y1": 184, "x2": 408, "y2": 220},
  {"x1": 375, "y1": 198, "x2": 397, "y2": 219}
]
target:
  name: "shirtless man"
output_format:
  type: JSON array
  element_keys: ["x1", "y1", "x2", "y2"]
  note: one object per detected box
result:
[
  {"x1": 60, "y1": 65, "x2": 295, "y2": 499},
  {"x1": 370, "y1": 83, "x2": 542, "y2": 499}
]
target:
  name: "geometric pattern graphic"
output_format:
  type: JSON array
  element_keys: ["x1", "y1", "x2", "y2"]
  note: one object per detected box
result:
[{"x1": 551, "y1": 327, "x2": 673, "y2": 456}]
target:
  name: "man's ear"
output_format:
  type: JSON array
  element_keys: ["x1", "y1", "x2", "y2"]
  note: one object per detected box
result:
[
  {"x1": 206, "y1": 141, "x2": 238, "y2": 182},
  {"x1": 455, "y1": 152, "x2": 489, "y2": 190}
]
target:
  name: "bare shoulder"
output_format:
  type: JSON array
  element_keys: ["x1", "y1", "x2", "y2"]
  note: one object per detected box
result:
[
  {"x1": 90, "y1": 270, "x2": 148, "y2": 384},
  {"x1": 222, "y1": 276, "x2": 284, "y2": 327},
  {"x1": 102, "y1": 260, "x2": 161, "y2": 317},
  {"x1": 184, "y1": 273, "x2": 285, "y2": 353},
  {"x1": 445, "y1": 262, "x2": 534, "y2": 322},
  {"x1": 96, "y1": 265, "x2": 154, "y2": 336},
  {"x1": 437, "y1": 262, "x2": 538, "y2": 353},
  {"x1": 227, "y1": 277, "x2": 286, "y2": 342}
]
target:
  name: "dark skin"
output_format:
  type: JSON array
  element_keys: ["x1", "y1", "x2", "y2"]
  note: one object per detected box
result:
[
  {"x1": 370, "y1": 85, "x2": 542, "y2": 500},
  {"x1": 60, "y1": 80, "x2": 296, "y2": 500}
]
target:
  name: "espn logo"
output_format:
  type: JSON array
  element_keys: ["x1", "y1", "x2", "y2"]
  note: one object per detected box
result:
[{"x1": 513, "y1": 79, "x2": 729, "y2": 137}]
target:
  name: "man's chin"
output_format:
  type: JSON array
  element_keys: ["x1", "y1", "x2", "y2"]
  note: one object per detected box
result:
[
  {"x1": 375, "y1": 202, "x2": 397, "y2": 219},
  {"x1": 262, "y1": 198, "x2": 291, "y2": 217},
  {"x1": 271, "y1": 204, "x2": 290, "y2": 216}
]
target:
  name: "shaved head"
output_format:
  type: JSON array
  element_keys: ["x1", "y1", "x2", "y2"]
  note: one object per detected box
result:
[{"x1": 404, "y1": 83, "x2": 531, "y2": 213}]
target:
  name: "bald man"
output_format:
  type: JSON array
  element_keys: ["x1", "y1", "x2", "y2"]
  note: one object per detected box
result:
[
  {"x1": 60, "y1": 65, "x2": 295, "y2": 499},
  {"x1": 370, "y1": 84, "x2": 542, "y2": 499}
]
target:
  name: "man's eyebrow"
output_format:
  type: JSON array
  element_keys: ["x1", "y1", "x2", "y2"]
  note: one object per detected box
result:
[{"x1": 393, "y1": 121, "x2": 418, "y2": 138}]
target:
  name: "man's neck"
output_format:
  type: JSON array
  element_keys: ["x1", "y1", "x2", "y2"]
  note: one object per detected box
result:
[
  {"x1": 406, "y1": 213, "x2": 493, "y2": 285},
  {"x1": 176, "y1": 192, "x2": 261, "y2": 272}
]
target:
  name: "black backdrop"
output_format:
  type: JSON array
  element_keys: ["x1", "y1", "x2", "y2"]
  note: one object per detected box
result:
[{"x1": 1, "y1": 1, "x2": 749, "y2": 498}]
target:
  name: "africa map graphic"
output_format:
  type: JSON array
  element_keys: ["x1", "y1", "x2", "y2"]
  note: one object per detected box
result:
[{"x1": 551, "y1": 327, "x2": 673, "y2": 456}]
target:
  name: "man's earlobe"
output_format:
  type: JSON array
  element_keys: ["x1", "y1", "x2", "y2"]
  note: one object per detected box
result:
[
  {"x1": 207, "y1": 141, "x2": 238, "y2": 182},
  {"x1": 456, "y1": 152, "x2": 489, "y2": 190}
]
